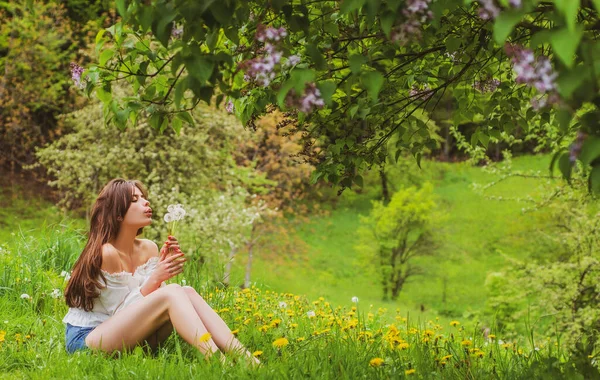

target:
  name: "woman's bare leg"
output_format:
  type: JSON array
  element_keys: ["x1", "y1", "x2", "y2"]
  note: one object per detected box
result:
[
  {"x1": 85, "y1": 284, "x2": 220, "y2": 357},
  {"x1": 183, "y1": 286, "x2": 259, "y2": 364},
  {"x1": 144, "y1": 320, "x2": 173, "y2": 352}
]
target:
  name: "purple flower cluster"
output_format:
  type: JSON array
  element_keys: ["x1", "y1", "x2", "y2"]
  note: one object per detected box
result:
[
  {"x1": 171, "y1": 26, "x2": 184, "y2": 39},
  {"x1": 477, "y1": 0, "x2": 522, "y2": 21},
  {"x1": 390, "y1": 0, "x2": 433, "y2": 45},
  {"x1": 241, "y1": 25, "x2": 290, "y2": 87},
  {"x1": 286, "y1": 83, "x2": 325, "y2": 114},
  {"x1": 225, "y1": 99, "x2": 235, "y2": 114},
  {"x1": 505, "y1": 44, "x2": 559, "y2": 110},
  {"x1": 569, "y1": 131, "x2": 586, "y2": 164},
  {"x1": 70, "y1": 62, "x2": 84, "y2": 89},
  {"x1": 473, "y1": 78, "x2": 500, "y2": 93}
]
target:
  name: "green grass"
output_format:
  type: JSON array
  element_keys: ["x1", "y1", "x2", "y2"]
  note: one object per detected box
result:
[{"x1": 0, "y1": 156, "x2": 596, "y2": 378}]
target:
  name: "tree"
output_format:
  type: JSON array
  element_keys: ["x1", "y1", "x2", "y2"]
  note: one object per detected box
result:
[
  {"x1": 0, "y1": 0, "x2": 78, "y2": 172},
  {"x1": 80, "y1": 0, "x2": 600, "y2": 191},
  {"x1": 356, "y1": 183, "x2": 440, "y2": 301}
]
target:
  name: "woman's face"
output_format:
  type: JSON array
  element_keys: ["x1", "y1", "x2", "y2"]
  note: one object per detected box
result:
[{"x1": 122, "y1": 186, "x2": 152, "y2": 228}]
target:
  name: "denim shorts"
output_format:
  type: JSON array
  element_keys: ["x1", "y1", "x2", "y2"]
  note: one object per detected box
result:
[{"x1": 65, "y1": 323, "x2": 96, "y2": 354}]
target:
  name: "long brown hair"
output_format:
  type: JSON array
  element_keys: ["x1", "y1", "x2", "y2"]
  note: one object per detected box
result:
[{"x1": 65, "y1": 179, "x2": 148, "y2": 311}]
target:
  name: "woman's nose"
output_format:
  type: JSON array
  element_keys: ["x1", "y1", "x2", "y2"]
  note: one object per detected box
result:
[{"x1": 144, "y1": 199, "x2": 150, "y2": 206}]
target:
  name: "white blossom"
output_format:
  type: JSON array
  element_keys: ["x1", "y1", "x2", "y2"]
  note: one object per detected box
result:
[
  {"x1": 352, "y1": 296, "x2": 359, "y2": 303},
  {"x1": 20, "y1": 294, "x2": 31, "y2": 300}
]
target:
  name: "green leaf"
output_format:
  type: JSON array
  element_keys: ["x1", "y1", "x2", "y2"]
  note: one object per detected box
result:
[
  {"x1": 95, "y1": 30, "x2": 106, "y2": 53},
  {"x1": 340, "y1": 0, "x2": 365, "y2": 14},
  {"x1": 176, "y1": 111, "x2": 194, "y2": 126},
  {"x1": 306, "y1": 44, "x2": 326, "y2": 70},
  {"x1": 556, "y1": 109, "x2": 572, "y2": 133},
  {"x1": 171, "y1": 117, "x2": 182, "y2": 134},
  {"x1": 579, "y1": 136, "x2": 600, "y2": 166},
  {"x1": 479, "y1": 132, "x2": 490, "y2": 149},
  {"x1": 174, "y1": 77, "x2": 187, "y2": 108},
  {"x1": 558, "y1": 152, "x2": 573, "y2": 182},
  {"x1": 594, "y1": 0, "x2": 600, "y2": 13},
  {"x1": 590, "y1": 165, "x2": 600, "y2": 193},
  {"x1": 354, "y1": 175, "x2": 364, "y2": 188},
  {"x1": 115, "y1": 0, "x2": 127, "y2": 17},
  {"x1": 554, "y1": 0, "x2": 580, "y2": 32},
  {"x1": 318, "y1": 81, "x2": 337, "y2": 106},
  {"x1": 185, "y1": 55, "x2": 215, "y2": 84},
  {"x1": 493, "y1": 9, "x2": 525, "y2": 44},
  {"x1": 445, "y1": 36, "x2": 461, "y2": 52},
  {"x1": 380, "y1": 12, "x2": 395, "y2": 37},
  {"x1": 556, "y1": 66, "x2": 586, "y2": 99},
  {"x1": 277, "y1": 69, "x2": 315, "y2": 106},
  {"x1": 361, "y1": 71, "x2": 384, "y2": 103},
  {"x1": 550, "y1": 26, "x2": 583, "y2": 68},
  {"x1": 349, "y1": 54, "x2": 366, "y2": 74},
  {"x1": 99, "y1": 48, "x2": 114, "y2": 67}
]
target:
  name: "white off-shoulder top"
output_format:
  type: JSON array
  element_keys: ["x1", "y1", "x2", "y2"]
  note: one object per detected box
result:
[{"x1": 63, "y1": 256, "x2": 162, "y2": 328}]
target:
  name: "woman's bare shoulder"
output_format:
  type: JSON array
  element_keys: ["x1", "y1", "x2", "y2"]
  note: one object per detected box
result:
[
  {"x1": 136, "y1": 238, "x2": 160, "y2": 259},
  {"x1": 101, "y1": 243, "x2": 122, "y2": 273}
]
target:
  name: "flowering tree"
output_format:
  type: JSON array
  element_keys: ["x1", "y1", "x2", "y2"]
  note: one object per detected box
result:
[{"x1": 79, "y1": 0, "x2": 600, "y2": 190}]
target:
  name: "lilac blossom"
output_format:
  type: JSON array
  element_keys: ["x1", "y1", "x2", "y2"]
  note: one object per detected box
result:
[
  {"x1": 391, "y1": 0, "x2": 433, "y2": 45},
  {"x1": 409, "y1": 84, "x2": 433, "y2": 101},
  {"x1": 473, "y1": 78, "x2": 500, "y2": 93},
  {"x1": 225, "y1": 99, "x2": 234, "y2": 114},
  {"x1": 286, "y1": 83, "x2": 325, "y2": 114},
  {"x1": 70, "y1": 62, "x2": 84, "y2": 89},
  {"x1": 241, "y1": 25, "x2": 290, "y2": 87},
  {"x1": 477, "y1": 0, "x2": 501, "y2": 20},
  {"x1": 171, "y1": 25, "x2": 184, "y2": 39},
  {"x1": 255, "y1": 25, "x2": 287, "y2": 43},
  {"x1": 478, "y1": 0, "x2": 522, "y2": 21},
  {"x1": 286, "y1": 55, "x2": 301, "y2": 67},
  {"x1": 505, "y1": 44, "x2": 560, "y2": 110},
  {"x1": 569, "y1": 131, "x2": 586, "y2": 163}
]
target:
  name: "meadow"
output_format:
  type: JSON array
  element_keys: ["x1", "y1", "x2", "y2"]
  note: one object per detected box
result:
[{"x1": 1, "y1": 155, "x2": 593, "y2": 378}]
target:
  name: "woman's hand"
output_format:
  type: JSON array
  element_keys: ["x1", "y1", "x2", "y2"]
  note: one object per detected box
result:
[
  {"x1": 154, "y1": 236, "x2": 186, "y2": 283},
  {"x1": 160, "y1": 235, "x2": 183, "y2": 258}
]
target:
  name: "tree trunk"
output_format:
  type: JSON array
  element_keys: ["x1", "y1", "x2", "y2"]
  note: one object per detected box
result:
[
  {"x1": 244, "y1": 242, "x2": 253, "y2": 289},
  {"x1": 391, "y1": 274, "x2": 406, "y2": 300},
  {"x1": 223, "y1": 241, "x2": 237, "y2": 287},
  {"x1": 380, "y1": 168, "x2": 390, "y2": 204}
]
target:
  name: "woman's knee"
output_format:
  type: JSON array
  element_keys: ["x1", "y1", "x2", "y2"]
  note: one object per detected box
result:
[{"x1": 183, "y1": 286, "x2": 204, "y2": 300}]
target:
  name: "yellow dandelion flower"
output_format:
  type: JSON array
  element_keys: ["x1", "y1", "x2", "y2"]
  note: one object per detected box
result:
[
  {"x1": 442, "y1": 354, "x2": 452, "y2": 361},
  {"x1": 296, "y1": 337, "x2": 305, "y2": 342},
  {"x1": 501, "y1": 343, "x2": 512, "y2": 350},
  {"x1": 272, "y1": 337, "x2": 289, "y2": 348},
  {"x1": 488, "y1": 334, "x2": 496, "y2": 340},
  {"x1": 199, "y1": 333, "x2": 212, "y2": 343},
  {"x1": 398, "y1": 342, "x2": 410, "y2": 350},
  {"x1": 270, "y1": 319, "x2": 282, "y2": 328},
  {"x1": 25, "y1": 335, "x2": 31, "y2": 339},
  {"x1": 405, "y1": 369, "x2": 416, "y2": 375},
  {"x1": 252, "y1": 350, "x2": 263, "y2": 357},
  {"x1": 369, "y1": 357, "x2": 384, "y2": 367},
  {"x1": 0, "y1": 331, "x2": 5, "y2": 343},
  {"x1": 450, "y1": 321, "x2": 460, "y2": 327},
  {"x1": 290, "y1": 323, "x2": 298, "y2": 329},
  {"x1": 423, "y1": 329, "x2": 434, "y2": 337},
  {"x1": 231, "y1": 329, "x2": 239, "y2": 336},
  {"x1": 259, "y1": 325, "x2": 268, "y2": 332},
  {"x1": 461, "y1": 340, "x2": 472, "y2": 347},
  {"x1": 475, "y1": 351, "x2": 485, "y2": 358}
]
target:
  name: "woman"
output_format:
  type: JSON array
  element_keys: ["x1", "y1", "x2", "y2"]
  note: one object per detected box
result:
[{"x1": 63, "y1": 179, "x2": 258, "y2": 363}]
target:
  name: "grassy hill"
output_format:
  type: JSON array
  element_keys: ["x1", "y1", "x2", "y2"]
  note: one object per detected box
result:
[{"x1": 236, "y1": 154, "x2": 556, "y2": 329}]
